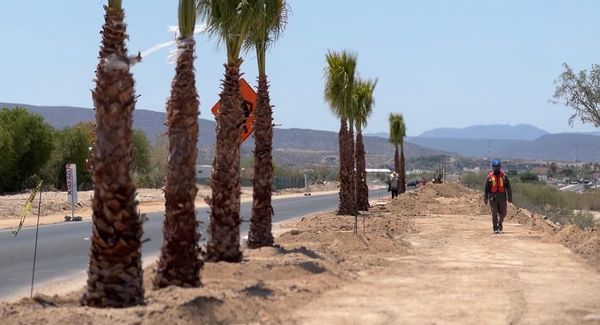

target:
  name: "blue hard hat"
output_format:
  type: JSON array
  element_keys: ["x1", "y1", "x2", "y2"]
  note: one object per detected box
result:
[{"x1": 492, "y1": 159, "x2": 502, "y2": 166}]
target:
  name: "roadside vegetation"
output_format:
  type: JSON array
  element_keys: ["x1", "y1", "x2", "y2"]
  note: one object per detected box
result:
[
  {"x1": 461, "y1": 171, "x2": 599, "y2": 230},
  {"x1": 0, "y1": 107, "x2": 154, "y2": 193}
]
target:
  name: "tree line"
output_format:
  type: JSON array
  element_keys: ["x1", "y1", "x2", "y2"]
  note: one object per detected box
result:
[{"x1": 0, "y1": 107, "x2": 153, "y2": 193}]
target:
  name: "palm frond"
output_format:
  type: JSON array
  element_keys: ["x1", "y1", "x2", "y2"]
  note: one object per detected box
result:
[
  {"x1": 324, "y1": 50, "x2": 358, "y2": 120},
  {"x1": 388, "y1": 113, "x2": 405, "y2": 145},
  {"x1": 197, "y1": 0, "x2": 254, "y2": 63},
  {"x1": 353, "y1": 78, "x2": 377, "y2": 129},
  {"x1": 243, "y1": 0, "x2": 290, "y2": 74}
]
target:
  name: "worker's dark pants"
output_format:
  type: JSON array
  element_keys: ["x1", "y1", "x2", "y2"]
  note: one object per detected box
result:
[
  {"x1": 489, "y1": 195, "x2": 507, "y2": 231},
  {"x1": 391, "y1": 189, "x2": 399, "y2": 199}
]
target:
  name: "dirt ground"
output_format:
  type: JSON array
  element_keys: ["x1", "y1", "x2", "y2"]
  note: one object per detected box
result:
[
  {"x1": 0, "y1": 182, "x2": 339, "y2": 230},
  {"x1": 1, "y1": 183, "x2": 599, "y2": 324}
]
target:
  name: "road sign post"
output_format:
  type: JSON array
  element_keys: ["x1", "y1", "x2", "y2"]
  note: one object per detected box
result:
[{"x1": 65, "y1": 164, "x2": 79, "y2": 221}]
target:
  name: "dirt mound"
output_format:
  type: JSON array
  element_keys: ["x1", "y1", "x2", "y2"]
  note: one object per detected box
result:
[
  {"x1": 550, "y1": 225, "x2": 600, "y2": 266},
  {"x1": 0, "y1": 204, "x2": 413, "y2": 324},
  {"x1": 388, "y1": 192, "x2": 421, "y2": 216},
  {"x1": 0, "y1": 191, "x2": 94, "y2": 219},
  {"x1": 278, "y1": 211, "x2": 412, "y2": 268},
  {"x1": 418, "y1": 182, "x2": 473, "y2": 199}
]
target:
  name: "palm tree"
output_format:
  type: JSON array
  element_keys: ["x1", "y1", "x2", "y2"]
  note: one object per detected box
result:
[
  {"x1": 246, "y1": 0, "x2": 289, "y2": 249},
  {"x1": 324, "y1": 50, "x2": 358, "y2": 215},
  {"x1": 154, "y1": 0, "x2": 201, "y2": 289},
  {"x1": 82, "y1": 0, "x2": 144, "y2": 307},
  {"x1": 388, "y1": 113, "x2": 406, "y2": 194},
  {"x1": 198, "y1": 0, "x2": 254, "y2": 262},
  {"x1": 354, "y1": 79, "x2": 377, "y2": 211}
]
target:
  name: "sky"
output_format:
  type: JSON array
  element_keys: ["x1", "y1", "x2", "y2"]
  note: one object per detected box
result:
[{"x1": 0, "y1": 0, "x2": 599, "y2": 136}]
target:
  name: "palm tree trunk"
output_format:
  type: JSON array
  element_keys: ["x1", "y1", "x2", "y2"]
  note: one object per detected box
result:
[
  {"x1": 154, "y1": 36, "x2": 201, "y2": 288},
  {"x1": 82, "y1": 5, "x2": 144, "y2": 307},
  {"x1": 338, "y1": 118, "x2": 353, "y2": 215},
  {"x1": 248, "y1": 74, "x2": 274, "y2": 248},
  {"x1": 348, "y1": 123, "x2": 357, "y2": 215},
  {"x1": 400, "y1": 144, "x2": 406, "y2": 193},
  {"x1": 355, "y1": 128, "x2": 369, "y2": 210},
  {"x1": 206, "y1": 60, "x2": 243, "y2": 262},
  {"x1": 394, "y1": 144, "x2": 400, "y2": 175}
]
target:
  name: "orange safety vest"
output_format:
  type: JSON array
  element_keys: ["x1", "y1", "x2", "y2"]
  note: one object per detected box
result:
[{"x1": 488, "y1": 172, "x2": 506, "y2": 193}]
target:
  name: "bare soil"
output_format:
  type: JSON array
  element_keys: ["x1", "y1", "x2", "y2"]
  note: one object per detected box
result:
[{"x1": 1, "y1": 183, "x2": 599, "y2": 324}]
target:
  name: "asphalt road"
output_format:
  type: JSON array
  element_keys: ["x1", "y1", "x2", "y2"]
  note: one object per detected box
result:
[{"x1": 0, "y1": 189, "x2": 387, "y2": 299}]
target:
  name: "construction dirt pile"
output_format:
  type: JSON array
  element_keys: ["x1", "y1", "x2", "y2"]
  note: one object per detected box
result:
[
  {"x1": 0, "y1": 201, "x2": 413, "y2": 324},
  {"x1": 0, "y1": 190, "x2": 94, "y2": 219}
]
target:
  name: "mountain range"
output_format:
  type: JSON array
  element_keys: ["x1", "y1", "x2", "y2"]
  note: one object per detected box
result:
[
  {"x1": 4, "y1": 102, "x2": 600, "y2": 163},
  {"x1": 1, "y1": 102, "x2": 445, "y2": 167},
  {"x1": 416, "y1": 124, "x2": 549, "y2": 141},
  {"x1": 368, "y1": 124, "x2": 600, "y2": 162}
]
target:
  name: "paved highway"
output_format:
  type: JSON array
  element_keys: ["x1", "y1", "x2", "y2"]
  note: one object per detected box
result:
[{"x1": 0, "y1": 189, "x2": 387, "y2": 299}]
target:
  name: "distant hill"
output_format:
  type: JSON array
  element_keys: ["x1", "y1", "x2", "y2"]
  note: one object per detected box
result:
[
  {"x1": 417, "y1": 124, "x2": 548, "y2": 141},
  {"x1": 407, "y1": 137, "x2": 526, "y2": 158},
  {"x1": 1, "y1": 102, "x2": 448, "y2": 167},
  {"x1": 407, "y1": 134, "x2": 600, "y2": 162},
  {"x1": 506, "y1": 133, "x2": 600, "y2": 162},
  {"x1": 364, "y1": 132, "x2": 389, "y2": 139}
]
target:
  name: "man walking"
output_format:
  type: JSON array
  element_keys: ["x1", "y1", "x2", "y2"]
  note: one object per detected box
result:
[
  {"x1": 484, "y1": 160, "x2": 512, "y2": 234},
  {"x1": 388, "y1": 172, "x2": 399, "y2": 199}
]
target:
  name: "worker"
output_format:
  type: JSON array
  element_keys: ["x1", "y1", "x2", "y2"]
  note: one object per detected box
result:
[
  {"x1": 483, "y1": 159, "x2": 512, "y2": 234},
  {"x1": 388, "y1": 172, "x2": 399, "y2": 199}
]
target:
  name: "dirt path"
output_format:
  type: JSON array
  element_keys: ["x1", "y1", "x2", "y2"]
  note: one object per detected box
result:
[{"x1": 293, "y1": 212, "x2": 600, "y2": 324}]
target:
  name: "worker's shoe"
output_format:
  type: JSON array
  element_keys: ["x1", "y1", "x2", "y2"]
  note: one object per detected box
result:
[
  {"x1": 498, "y1": 224, "x2": 503, "y2": 232},
  {"x1": 494, "y1": 229, "x2": 500, "y2": 234}
]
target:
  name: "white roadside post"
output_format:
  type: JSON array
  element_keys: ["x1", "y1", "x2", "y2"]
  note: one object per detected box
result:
[{"x1": 66, "y1": 163, "x2": 78, "y2": 221}]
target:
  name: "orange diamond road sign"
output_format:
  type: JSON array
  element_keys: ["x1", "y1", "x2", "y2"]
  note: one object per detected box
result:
[{"x1": 211, "y1": 78, "x2": 257, "y2": 142}]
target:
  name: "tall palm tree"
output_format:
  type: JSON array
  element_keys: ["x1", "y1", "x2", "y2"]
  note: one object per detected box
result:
[
  {"x1": 354, "y1": 78, "x2": 377, "y2": 211},
  {"x1": 388, "y1": 113, "x2": 406, "y2": 194},
  {"x1": 324, "y1": 50, "x2": 358, "y2": 215},
  {"x1": 154, "y1": 0, "x2": 201, "y2": 289},
  {"x1": 246, "y1": 0, "x2": 289, "y2": 249},
  {"x1": 82, "y1": 0, "x2": 144, "y2": 307},
  {"x1": 198, "y1": 0, "x2": 254, "y2": 262}
]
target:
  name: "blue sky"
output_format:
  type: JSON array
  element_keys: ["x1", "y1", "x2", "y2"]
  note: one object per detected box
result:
[{"x1": 0, "y1": 0, "x2": 599, "y2": 136}]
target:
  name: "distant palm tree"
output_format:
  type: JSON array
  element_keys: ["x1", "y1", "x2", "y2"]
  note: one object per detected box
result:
[
  {"x1": 354, "y1": 78, "x2": 377, "y2": 211},
  {"x1": 198, "y1": 0, "x2": 254, "y2": 262},
  {"x1": 154, "y1": 0, "x2": 201, "y2": 289},
  {"x1": 389, "y1": 113, "x2": 406, "y2": 193},
  {"x1": 82, "y1": 0, "x2": 144, "y2": 307},
  {"x1": 324, "y1": 50, "x2": 358, "y2": 215},
  {"x1": 246, "y1": 0, "x2": 290, "y2": 249}
]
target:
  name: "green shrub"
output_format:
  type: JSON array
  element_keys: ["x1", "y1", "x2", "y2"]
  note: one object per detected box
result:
[
  {"x1": 0, "y1": 108, "x2": 54, "y2": 192},
  {"x1": 460, "y1": 172, "x2": 486, "y2": 190}
]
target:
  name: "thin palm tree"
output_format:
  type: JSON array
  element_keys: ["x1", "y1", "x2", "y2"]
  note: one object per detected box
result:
[
  {"x1": 154, "y1": 0, "x2": 201, "y2": 289},
  {"x1": 198, "y1": 0, "x2": 254, "y2": 262},
  {"x1": 82, "y1": 0, "x2": 144, "y2": 307},
  {"x1": 388, "y1": 113, "x2": 406, "y2": 194},
  {"x1": 354, "y1": 78, "x2": 377, "y2": 211},
  {"x1": 324, "y1": 50, "x2": 358, "y2": 215},
  {"x1": 246, "y1": 0, "x2": 289, "y2": 249}
]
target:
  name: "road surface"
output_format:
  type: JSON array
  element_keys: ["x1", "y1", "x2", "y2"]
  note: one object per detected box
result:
[{"x1": 0, "y1": 189, "x2": 386, "y2": 299}]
